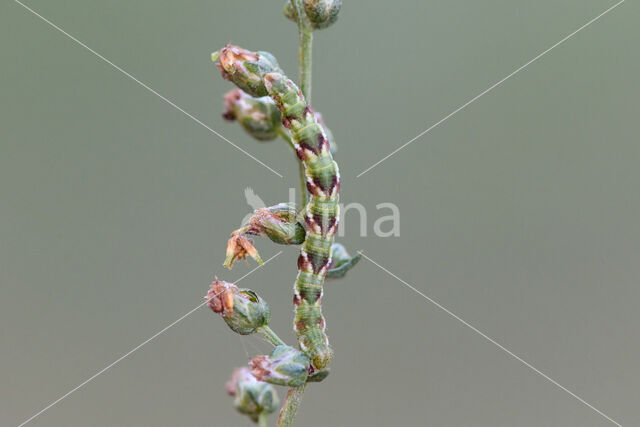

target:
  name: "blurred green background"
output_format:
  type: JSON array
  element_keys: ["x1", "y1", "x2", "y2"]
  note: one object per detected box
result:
[{"x1": 1, "y1": 1, "x2": 639, "y2": 426}]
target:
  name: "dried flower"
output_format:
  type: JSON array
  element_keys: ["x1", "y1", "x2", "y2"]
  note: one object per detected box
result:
[
  {"x1": 224, "y1": 234, "x2": 263, "y2": 269},
  {"x1": 226, "y1": 367, "x2": 279, "y2": 422},
  {"x1": 207, "y1": 279, "x2": 270, "y2": 335},
  {"x1": 250, "y1": 345, "x2": 310, "y2": 387}
]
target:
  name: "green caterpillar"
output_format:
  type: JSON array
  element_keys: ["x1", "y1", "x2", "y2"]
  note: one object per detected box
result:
[
  {"x1": 215, "y1": 45, "x2": 339, "y2": 370},
  {"x1": 264, "y1": 73, "x2": 339, "y2": 370}
]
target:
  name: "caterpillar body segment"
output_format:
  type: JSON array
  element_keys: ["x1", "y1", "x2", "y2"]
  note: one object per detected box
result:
[{"x1": 265, "y1": 73, "x2": 339, "y2": 370}]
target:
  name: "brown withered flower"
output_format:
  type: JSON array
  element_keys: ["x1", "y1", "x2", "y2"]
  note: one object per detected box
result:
[
  {"x1": 206, "y1": 278, "x2": 235, "y2": 315},
  {"x1": 224, "y1": 234, "x2": 263, "y2": 269}
]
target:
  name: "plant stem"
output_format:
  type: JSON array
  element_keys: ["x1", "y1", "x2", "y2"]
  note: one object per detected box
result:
[
  {"x1": 257, "y1": 326, "x2": 286, "y2": 347},
  {"x1": 278, "y1": 129, "x2": 308, "y2": 205},
  {"x1": 298, "y1": 28, "x2": 312, "y2": 103},
  {"x1": 276, "y1": 7, "x2": 314, "y2": 427},
  {"x1": 291, "y1": 0, "x2": 313, "y2": 103},
  {"x1": 258, "y1": 412, "x2": 269, "y2": 427},
  {"x1": 276, "y1": 383, "x2": 307, "y2": 427}
]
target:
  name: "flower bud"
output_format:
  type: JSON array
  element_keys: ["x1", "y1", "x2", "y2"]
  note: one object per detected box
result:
[
  {"x1": 303, "y1": 0, "x2": 341, "y2": 30},
  {"x1": 250, "y1": 345, "x2": 310, "y2": 387},
  {"x1": 283, "y1": 1, "x2": 297, "y2": 22},
  {"x1": 213, "y1": 44, "x2": 281, "y2": 97},
  {"x1": 222, "y1": 89, "x2": 282, "y2": 141},
  {"x1": 207, "y1": 279, "x2": 270, "y2": 335},
  {"x1": 224, "y1": 234, "x2": 263, "y2": 269},
  {"x1": 326, "y1": 243, "x2": 361, "y2": 279},
  {"x1": 245, "y1": 203, "x2": 305, "y2": 245},
  {"x1": 226, "y1": 367, "x2": 279, "y2": 422}
]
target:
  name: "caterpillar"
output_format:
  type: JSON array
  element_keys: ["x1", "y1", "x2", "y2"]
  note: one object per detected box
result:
[{"x1": 264, "y1": 72, "x2": 340, "y2": 371}]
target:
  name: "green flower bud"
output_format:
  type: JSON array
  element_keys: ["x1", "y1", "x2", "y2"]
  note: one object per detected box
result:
[
  {"x1": 223, "y1": 89, "x2": 282, "y2": 141},
  {"x1": 206, "y1": 279, "x2": 270, "y2": 335},
  {"x1": 213, "y1": 44, "x2": 281, "y2": 97},
  {"x1": 244, "y1": 203, "x2": 306, "y2": 245},
  {"x1": 226, "y1": 367, "x2": 279, "y2": 422},
  {"x1": 250, "y1": 345, "x2": 310, "y2": 387},
  {"x1": 326, "y1": 243, "x2": 361, "y2": 279},
  {"x1": 303, "y1": 0, "x2": 341, "y2": 30},
  {"x1": 283, "y1": 0, "x2": 297, "y2": 22}
]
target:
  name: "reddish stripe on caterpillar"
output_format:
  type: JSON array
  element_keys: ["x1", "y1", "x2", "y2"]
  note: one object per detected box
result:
[{"x1": 264, "y1": 72, "x2": 339, "y2": 370}]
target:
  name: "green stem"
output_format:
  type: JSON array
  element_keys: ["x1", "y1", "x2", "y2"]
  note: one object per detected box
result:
[
  {"x1": 257, "y1": 326, "x2": 286, "y2": 347},
  {"x1": 278, "y1": 129, "x2": 308, "y2": 205},
  {"x1": 298, "y1": 28, "x2": 312, "y2": 103},
  {"x1": 276, "y1": 383, "x2": 307, "y2": 427},
  {"x1": 291, "y1": 0, "x2": 313, "y2": 103},
  {"x1": 258, "y1": 412, "x2": 269, "y2": 427}
]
